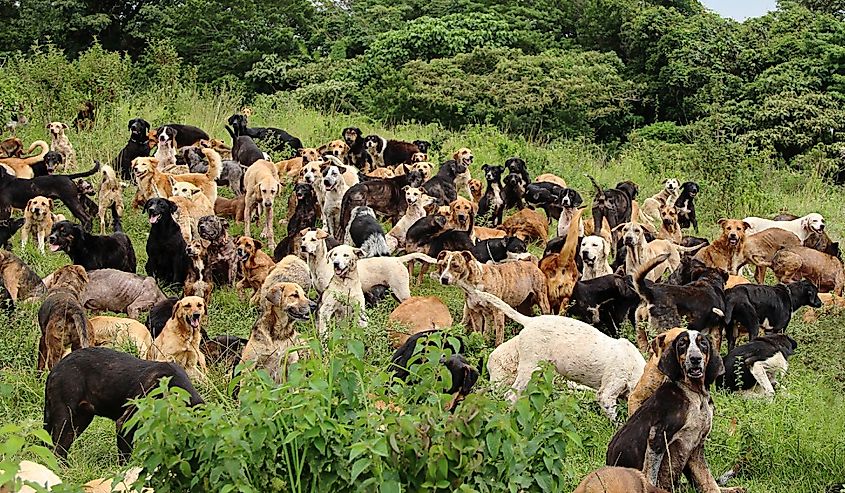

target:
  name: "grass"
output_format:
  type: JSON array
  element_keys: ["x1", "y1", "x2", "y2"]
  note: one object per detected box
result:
[{"x1": 1, "y1": 87, "x2": 844, "y2": 491}]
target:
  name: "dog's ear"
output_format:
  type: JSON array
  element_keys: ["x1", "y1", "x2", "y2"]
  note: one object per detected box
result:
[
  {"x1": 433, "y1": 215, "x2": 447, "y2": 227},
  {"x1": 602, "y1": 236, "x2": 611, "y2": 257},
  {"x1": 170, "y1": 300, "x2": 183, "y2": 320},
  {"x1": 437, "y1": 250, "x2": 449, "y2": 262},
  {"x1": 650, "y1": 333, "x2": 667, "y2": 358},
  {"x1": 168, "y1": 200, "x2": 178, "y2": 214},
  {"x1": 47, "y1": 198, "x2": 53, "y2": 209},
  {"x1": 742, "y1": 221, "x2": 751, "y2": 230},
  {"x1": 316, "y1": 229, "x2": 329, "y2": 240},
  {"x1": 254, "y1": 239, "x2": 264, "y2": 250},
  {"x1": 265, "y1": 285, "x2": 283, "y2": 306},
  {"x1": 717, "y1": 218, "x2": 727, "y2": 227},
  {"x1": 657, "y1": 335, "x2": 685, "y2": 383},
  {"x1": 353, "y1": 247, "x2": 366, "y2": 259},
  {"x1": 703, "y1": 335, "x2": 725, "y2": 386},
  {"x1": 142, "y1": 199, "x2": 151, "y2": 213},
  {"x1": 62, "y1": 122, "x2": 68, "y2": 130},
  {"x1": 460, "y1": 251, "x2": 475, "y2": 265},
  {"x1": 402, "y1": 185, "x2": 409, "y2": 192}
]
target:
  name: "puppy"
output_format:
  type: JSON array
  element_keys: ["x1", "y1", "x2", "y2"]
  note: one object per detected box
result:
[
  {"x1": 317, "y1": 245, "x2": 368, "y2": 337},
  {"x1": 345, "y1": 205, "x2": 389, "y2": 257},
  {"x1": 244, "y1": 159, "x2": 281, "y2": 250},
  {"x1": 22, "y1": 196, "x2": 56, "y2": 253},
  {"x1": 46, "y1": 121, "x2": 76, "y2": 171},
  {"x1": 97, "y1": 164, "x2": 123, "y2": 233},
  {"x1": 236, "y1": 236, "x2": 275, "y2": 303},
  {"x1": 150, "y1": 296, "x2": 208, "y2": 381},
  {"x1": 37, "y1": 265, "x2": 90, "y2": 371},
  {"x1": 580, "y1": 235, "x2": 612, "y2": 280}
]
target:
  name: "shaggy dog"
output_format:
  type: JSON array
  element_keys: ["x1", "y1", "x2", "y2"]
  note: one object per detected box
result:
[
  {"x1": 37, "y1": 265, "x2": 90, "y2": 371},
  {"x1": 236, "y1": 236, "x2": 275, "y2": 303},
  {"x1": 150, "y1": 296, "x2": 208, "y2": 381},
  {"x1": 198, "y1": 215, "x2": 239, "y2": 286}
]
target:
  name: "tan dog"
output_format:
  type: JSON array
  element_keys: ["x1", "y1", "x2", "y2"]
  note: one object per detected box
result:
[
  {"x1": 539, "y1": 208, "x2": 583, "y2": 313},
  {"x1": 98, "y1": 164, "x2": 123, "y2": 233},
  {"x1": 0, "y1": 460, "x2": 63, "y2": 493},
  {"x1": 468, "y1": 178, "x2": 483, "y2": 203},
  {"x1": 367, "y1": 167, "x2": 395, "y2": 179},
  {"x1": 437, "y1": 250, "x2": 550, "y2": 345},
  {"x1": 151, "y1": 296, "x2": 207, "y2": 381},
  {"x1": 214, "y1": 195, "x2": 246, "y2": 222},
  {"x1": 534, "y1": 173, "x2": 566, "y2": 188},
  {"x1": 37, "y1": 265, "x2": 90, "y2": 371},
  {"x1": 241, "y1": 282, "x2": 312, "y2": 383},
  {"x1": 452, "y1": 148, "x2": 474, "y2": 197},
  {"x1": 574, "y1": 467, "x2": 669, "y2": 493},
  {"x1": 694, "y1": 219, "x2": 749, "y2": 274},
  {"x1": 386, "y1": 186, "x2": 432, "y2": 252},
  {"x1": 0, "y1": 136, "x2": 23, "y2": 158},
  {"x1": 317, "y1": 245, "x2": 368, "y2": 338},
  {"x1": 22, "y1": 196, "x2": 55, "y2": 253},
  {"x1": 200, "y1": 138, "x2": 232, "y2": 160},
  {"x1": 320, "y1": 139, "x2": 349, "y2": 160},
  {"x1": 628, "y1": 327, "x2": 686, "y2": 415},
  {"x1": 410, "y1": 161, "x2": 433, "y2": 181},
  {"x1": 656, "y1": 203, "x2": 682, "y2": 243},
  {"x1": 236, "y1": 236, "x2": 276, "y2": 302},
  {"x1": 387, "y1": 296, "x2": 453, "y2": 348},
  {"x1": 89, "y1": 316, "x2": 154, "y2": 360},
  {"x1": 47, "y1": 121, "x2": 76, "y2": 171},
  {"x1": 620, "y1": 221, "x2": 700, "y2": 280},
  {"x1": 448, "y1": 196, "x2": 476, "y2": 232},
  {"x1": 0, "y1": 250, "x2": 46, "y2": 302},
  {"x1": 741, "y1": 228, "x2": 802, "y2": 283},
  {"x1": 132, "y1": 148, "x2": 221, "y2": 203},
  {"x1": 772, "y1": 246, "x2": 845, "y2": 295},
  {"x1": 260, "y1": 254, "x2": 312, "y2": 296},
  {"x1": 638, "y1": 178, "x2": 680, "y2": 227},
  {"x1": 0, "y1": 140, "x2": 48, "y2": 178},
  {"x1": 500, "y1": 208, "x2": 548, "y2": 246},
  {"x1": 244, "y1": 158, "x2": 281, "y2": 250},
  {"x1": 473, "y1": 226, "x2": 507, "y2": 240}
]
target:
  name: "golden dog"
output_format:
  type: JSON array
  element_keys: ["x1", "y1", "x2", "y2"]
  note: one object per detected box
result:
[
  {"x1": 132, "y1": 148, "x2": 221, "y2": 204},
  {"x1": 150, "y1": 296, "x2": 207, "y2": 381},
  {"x1": 236, "y1": 236, "x2": 276, "y2": 303},
  {"x1": 46, "y1": 121, "x2": 76, "y2": 171},
  {"x1": 244, "y1": 158, "x2": 281, "y2": 250},
  {"x1": 22, "y1": 196, "x2": 55, "y2": 253},
  {"x1": 0, "y1": 140, "x2": 48, "y2": 178},
  {"x1": 98, "y1": 164, "x2": 123, "y2": 233}
]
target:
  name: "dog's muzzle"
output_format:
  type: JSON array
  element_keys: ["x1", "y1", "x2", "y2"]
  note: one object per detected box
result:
[
  {"x1": 727, "y1": 235, "x2": 739, "y2": 246},
  {"x1": 581, "y1": 252, "x2": 595, "y2": 266},
  {"x1": 187, "y1": 313, "x2": 202, "y2": 329},
  {"x1": 287, "y1": 305, "x2": 311, "y2": 321},
  {"x1": 623, "y1": 236, "x2": 636, "y2": 247},
  {"x1": 237, "y1": 248, "x2": 249, "y2": 260}
]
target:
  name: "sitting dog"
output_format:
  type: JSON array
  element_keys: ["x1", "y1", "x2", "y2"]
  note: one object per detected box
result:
[
  {"x1": 478, "y1": 164, "x2": 505, "y2": 226},
  {"x1": 169, "y1": 180, "x2": 215, "y2": 241},
  {"x1": 113, "y1": 118, "x2": 151, "y2": 180},
  {"x1": 627, "y1": 328, "x2": 686, "y2": 415},
  {"x1": 674, "y1": 181, "x2": 700, "y2": 233},
  {"x1": 153, "y1": 125, "x2": 180, "y2": 171},
  {"x1": 236, "y1": 236, "x2": 275, "y2": 303},
  {"x1": 588, "y1": 175, "x2": 638, "y2": 232},
  {"x1": 320, "y1": 159, "x2": 353, "y2": 236},
  {"x1": 772, "y1": 246, "x2": 845, "y2": 295},
  {"x1": 385, "y1": 186, "x2": 431, "y2": 252},
  {"x1": 718, "y1": 334, "x2": 797, "y2": 397},
  {"x1": 638, "y1": 178, "x2": 680, "y2": 227},
  {"x1": 574, "y1": 467, "x2": 670, "y2": 493},
  {"x1": 556, "y1": 188, "x2": 585, "y2": 237},
  {"x1": 143, "y1": 198, "x2": 190, "y2": 286},
  {"x1": 505, "y1": 157, "x2": 531, "y2": 185},
  {"x1": 580, "y1": 235, "x2": 612, "y2": 280},
  {"x1": 97, "y1": 164, "x2": 123, "y2": 233},
  {"x1": 502, "y1": 172, "x2": 527, "y2": 211},
  {"x1": 605, "y1": 330, "x2": 741, "y2": 492},
  {"x1": 22, "y1": 196, "x2": 56, "y2": 254},
  {"x1": 471, "y1": 236, "x2": 528, "y2": 263},
  {"x1": 0, "y1": 249, "x2": 45, "y2": 302},
  {"x1": 694, "y1": 218, "x2": 750, "y2": 275},
  {"x1": 44, "y1": 347, "x2": 203, "y2": 462},
  {"x1": 46, "y1": 121, "x2": 76, "y2": 172},
  {"x1": 421, "y1": 158, "x2": 468, "y2": 206},
  {"x1": 37, "y1": 265, "x2": 90, "y2": 371},
  {"x1": 198, "y1": 215, "x2": 239, "y2": 286},
  {"x1": 48, "y1": 208, "x2": 136, "y2": 273},
  {"x1": 743, "y1": 212, "x2": 825, "y2": 242},
  {"x1": 346, "y1": 205, "x2": 389, "y2": 257},
  {"x1": 480, "y1": 289, "x2": 644, "y2": 422},
  {"x1": 317, "y1": 245, "x2": 368, "y2": 337},
  {"x1": 150, "y1": 296, "x2": 208, "y2": 381}
]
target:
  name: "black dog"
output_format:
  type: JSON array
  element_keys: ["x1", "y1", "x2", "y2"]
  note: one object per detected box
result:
[
  {"x1": 146, "y1": 297, "x2": 179, "y2": 339},
  {"x1": 363, "y1": 135, "x2": 420, "y2": 168},
  {"x1": 421, "y1": 160, "x2": 467, "y2": 206},
  {"x1": 347, "y1": 206, "x2": 389, "y2": 257},
  {"x1": 342, "y1": 127, "x2": 368, "y2": 169},
  {"x1": 274, "y1": 183, "x2": 319, "y2": 260},
  {"x1": 412, "y1": 140, "x2": 431, "y2": 154},
  {"x1": 226, "y1": 114, "x2": 302, "y2": 155},
  {"x1": 31, "y1": 151, "x2": 63, "y2": 177},
  {"x1": 232, "y1": 135, "x2": 266, "y2": 168},
  {"x1": 337, "y1": 170, "x2": 424, "y2": 239},
  {"x1": 48, "y1": 205, "x2": 136, "y2": 272},
  {"x1": 44, "y1": 347, "x2": 204, "y2": 462},
  {"x1": 472, "y1": 236, "x2": 527, "y2": 263},
  {"x1": 588, "y1": 175, "x2": 637, "y2": 232},
  {"x1": 504, "y1": 157, "x2": 530, "y2": 185},
  {"x1": 718, "y1": 334, "x2": 797, "y2": 394},
  {"x1": 143, "y1": 198, "x2": 190, "y2": 286},
  {"x1": 502, "y1": 172, "x2": 527, "y2": 211},
  {"x1": 427, "y1": 229, "x2": 475, "y2": 259},
  {"x1": 114, "y1": 118, "x2": 151, "y2": 180},
  {"x1": 675, "y1": 181, "x2": 700, "y2": 233},
  {"x1": 0, "y1": 162, "x2": 101, "y2": 229},
  {"x1": 569, "y1": 274, "x2": 639, "y2": 337},
  {"x1": 525, "y1": 182, "x2": 566, "y2": 221},
  {"x1": 158, "y1": 123, "x2": 209, "y2": 148},
  {"x1": 0, "y1": 218, "x2": 24, "y2": 249},
  {"x1": 723, "y1": 280, "x2": 821, "y2": 351},
  {"x1": 478, "y1": 164, "x2": 505, "y2": 226}
]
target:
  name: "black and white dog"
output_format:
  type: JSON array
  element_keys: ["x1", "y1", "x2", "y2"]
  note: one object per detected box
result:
[
  {"x1": 345, "y1": 206, "x2": 389, "y2": 257},
  {"x1": 525, "y1": 182, "x2": 566, "y2": 221},
  {"x1": 675, "y1": 181, "x2": 700, "y2": 233},
  {"x1": 226, "y1": 114, "x2": 302, "y2": 156},
  {"x1": 471, "y1": 236, "x2": 528, "y2": 264},
  {"x1": 477, "y1": 164, "x2": 505, "y2": 226},
  {"x1": 363, "y1": 135, "x2": 419, "y2": 169},
  {"x1": 504, "y1": 157, "x2": 530, "y2": 185},
  {"x1": 718, "y1": 334, "x2": 797, "y2": 397},
  {"x1": 502, "y1": 172, "x2": 527, "y2": 211}
]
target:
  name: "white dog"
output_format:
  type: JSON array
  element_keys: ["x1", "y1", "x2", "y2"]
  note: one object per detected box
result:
[
  {"x1": 317, "y1": 245, "x2": 367, "y2": 338},
  {"x1": 743, "y1": 212, "x2": 825, "y2": 242},
  {"x1": 580, "y1": 235, "x2": 612, "y2": 280},
  {"x1": 46, "y1": 121, "x2": 76, "y2": 171},
  {"x1": 321, "y1": 161, "x2": 351, "y2": 237},
  {"x1": 479, "y1": 289, "x2": 645, "y2": 422},
  {"x1": 385, "y1": 186, "x2": 433, "y2": 253}
]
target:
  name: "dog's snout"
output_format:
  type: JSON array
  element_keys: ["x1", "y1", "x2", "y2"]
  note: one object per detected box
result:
[{"x1": 689, "y1": 355, "x2": 702, "y2": 366}]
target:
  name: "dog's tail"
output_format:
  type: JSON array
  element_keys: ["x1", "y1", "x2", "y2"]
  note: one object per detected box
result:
[
  {"x1": 674, "y1": 243, "x2": 707, "y2": 254},
  {"x1": 394, "y1": 252, "x2": 438, "y2": 264},
  {"x1": 585, "y1": 174, "x2": 602, "y2": 194},
  {"x1": 559, "y1": 207, "x2": 584, "y2": 259},
  {"x1": 111, "y1": 202, "x2": 123, "y2": 233},
  {"x1": 65, "y1": 159, "x2": 100, "y2": 179},
  {"x1": 470, "y1": 289, "x2": 533, "y2": 328},
  {"x1": 201, "y1": 148, "x2": 223, "y2": 180},
  {"x1": 633, "y1": 252, "x2": 670, "y2": 301},
  {"x1": 20, "y1": 140, "x2": 49, "y2": 165}
]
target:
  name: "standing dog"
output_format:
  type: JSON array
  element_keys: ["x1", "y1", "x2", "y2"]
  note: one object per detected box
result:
[
  {"x1": 154, "y1": 125, "x2": 179, "y2": 171},
  {"x1": 478, "y1": 164, "x2": 505, "y2": 226},
  {"x1": 244, "y1": 159, "x2": 281, "y2": 250},
  {"x1": 320, "y1": 159, "x2": 352, "y2": 236},
  {"x1": 694, "y1": 219, "x2": 750, "y2": 275},
  {"x1": 48, "y1": 208, "x2": 136, "y2": 273},
  {"x1": 675, "y1": 181, "x2": 700, "y2": 233},
  {"x1": 46, "y1": 122, "x2": 76, "y2": 172},
  {"x1": 743, "y1": 212, "x2": 825, "y2": 242},
  {"x1": 37, "y1": 265, "x2": 90, "y2": 371},
  {"x1": 150, "y1": 296, "x2": 208, "y2": 381},
  {"x1": 638, "y1": 178, "x2": 680, "y2": 227},
  {"x1": 22, "y1": 196, "x2": 56, "y2": 254},
  {"x1": 97, "y1": 164, "x2": 123, "y2": 233}
]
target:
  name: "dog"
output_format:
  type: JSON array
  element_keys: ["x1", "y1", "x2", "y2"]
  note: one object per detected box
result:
[
  {"x1": 656, "y1": 203, "x2": 682, "y2": 243},
  {"x1": 169, "y1": 179, "x2": 215, "y2": 241},
  {"x1": 638, "y1": 178, "x2": 680, "y2": 227},
  {"x1": 214, "y1": 195, "x2": 246, "y2": 223},
  {"x1": 48, "y1": 207, "x2": 136, "y2": 272},
  {"x1": 113, "y1": 118, "x2": 151, "y2": 180},
  {"x1": 771, "y1": 246, "x2": 845, "y2": 295},
  {"x1": 437, "y1": 250, "x2": 550, "y2": 345},
  {"x1": 478, "y1": 164, "x2": 505, "y2": 226},
  {"x1": 150, "y1": 296, "x2": 208, "y2": 381},
  {"x1": 154, "y1": 125, "x2": 180, "y2": 171},
  {"x1": 46, "y1": 122, "x2": 76, "y2": 172},
  {"x1": 89, "y1": 316, "x2": 154, "y2": 359},
  {"x1": 231, "y1": 135, "x2": 266, "y2": 168},
  {"x1": 0, "y1": 249, "x2": 44, "y2": 303},
  {"x1": 0, "y1": 137, "x2": 23, "y2": 158},
  {"x1": 502, "y1": 172, "x2": 527, "y2": 211},
  {"x1": 226, "y1": 113, "x2": 302, "y2": 155},
  {"x1": 387, "y1": 297, "x2": 453, "y2": 348},
  {"x1": 505, "y1": 157, "x2": 531, "y2": 185},
  {"x1": 674, "y1": 181, "x2": 700, "y2": 233},
  {"x1": 539, "y1": 208, "x2": 583, "y2": 314},
  {"x1": 317, "y1": 245, "x2": 368, "y2": 337},
  {"x1": 628, "y1": 328, "x2": 686, "y2": 415},
  {"x1": 447, "y1": 196, "x2": 476, "y2": 233},
  {"x1": 451, "y1": 148, "x2": 474, "y2": 198},
  {"x1": 524, "y1": 182, "x2": 567, "y2": 221},
  {"x1": 345, "y1": 206, "x2": 389, "y2": 257},
  {"x1": 241, "y1": 282, "x2": 313, "y2": 383},
  {"x1": 694, "y1": 218, "x2": 750, "y2": 274},
  {"x1": 740, "y1": 228, "x2": 802, "y2": 283},
  {"x1": 534, "y1": 172, "x2": 566, "y2": 188},
  {"x1": 37, "y1": 265, "x2": 90, "y2": 371},
  {"x1": 185, "y1": 239, "x2": 214, "y2": 304},
  {"x1": 500, "y1": 208, "x2": 548, "y2": 246},
  {"x1": 363, "y1": 135, "x2": 419, "y2": 170},
  {"x1": 235, "y1": 236, "x2": 276, "y2": 303},
  {"x1": 337, "y1": 170, "x2": 424, "y2": 238},
  {"x1": 243, "y1": 159, "x2": 281, "y2": 250},
  {"x1": 143, "y1": 198, "x2": 190, "y2": 285},
  {"x1": 588, "y1": 176, "x2": 638, "y2": 233},
  {"x1": 22, "y1": 196, "x2": 56, "y2": 253},
  {"x1": 132, "y1": 149, "x2": 221, "y2": 204},
  {"x1": 605, "y1": 331, "x2": 741, "y2": 493},
  {"x1": 274, "y1": 183, "x2": 319, "y2": 259},
  {"x1": 468, "y1": 178, "x2": 483, "y2": 203},
  {"x1": 480, "y1": 289, "x2": 644, "y2": 421},
  {"x1": 421, "y1": 158, "x2": 468, "y2": 206},
  {"x1": 44, "y1": 347, "x2": 203, "y2": 462},
  {"x1": 97, "y1": 164, "x2": 123, "y2": 233},
  {"x1": 580, "y1": 235, "x2": 612, "y2": 280},
  {"x1": 574, "y1": 467, "x2": 670, "y2": 493},
  {"x1": 569, "y1": 274, "x2": 640, "y2": 337},
  {"x1": 260, "y1": 254, "x2": 313, "y2": 296},
  {"x1": 471, "y1": 236, "x2": 528, "y2": 263},
  {"x1": 556, "y1": 188, "x2": 585, "y2": 237},
  {"x1": 718, "y1": 334, "x2": 797, "y2": 397},
  {"x1": 321, "y1": 139, "x2": 350, "y2": 162},
  {"x1": 342, "y1": 127, "x2": 368, "y2": 170},
  {"x1": 320, "y1": 159, "x2": 352, "y2": 237},
  {"x1": 385, "y1": 186, "x2": 431, "y2": 252},
  {"x1": 198, "y1": 215, "x2": 239, "y2": 286},
  {"x1": 0, "y1": 140, "x2": 48, "y2": 178},
  {"x1": 0, "y1": 218, "x2": 23, "y2": 249},
  {"x1": 67, "y1": 268, "x2": 165, "y2": 320},
  {"x1": 154, "y1": 124, "x2": 209, "y2": 148},
  {"x1": 743, "y1": 212, "x2": 825, "y2": 242},
  {"x1": 620, "y1": 221, "x2": 701, "y2": 280},
  {"x1": 723, "y1": 279, "x2": 821, "y2": 350}
]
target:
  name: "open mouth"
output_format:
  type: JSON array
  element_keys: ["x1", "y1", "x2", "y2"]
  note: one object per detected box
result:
[
  {"x1": 334, "y1": 265, "x2": 347, "y2": 276},
  {"x1": 687, "y1": 367, "x2": 703, "y2": 379},
  {"x1": 186, "y1": 314, "x2": 201, "y2": 329},
  {"x1": 237, "y1": 250, "x2": 249, "y2": 261},
  {"x1": 728, "y1": 237, "x2": 738, "y2": 246},
  {"x1": 582, "y1": 255, "x2": 595, "y2": 266},
  {"x1": 813, "y1": 225, "x2": 825, "y2": 233},
  {"x1": 49, "y1": 243, "x2": 61, "y2": 252},
  {"x1": 287, "y1": 307, "x2": 310, "y2": 321},
  {"x1": 149, "y1": 214, "x2": 161, "y2": 224}
]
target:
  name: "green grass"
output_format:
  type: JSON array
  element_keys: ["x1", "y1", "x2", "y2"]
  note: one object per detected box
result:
[{"x1": 1, "y1": 88, "x2": 844, "y2": 491}]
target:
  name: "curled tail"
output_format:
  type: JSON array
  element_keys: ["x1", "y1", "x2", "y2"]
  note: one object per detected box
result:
[
  {"x1": 27, "y1": 140, "x2": 49, "y2": 158},
  {"x1": 202, "y1": 148, "x2": 222, "y2": 180},
  {"x1": 470, "y1": 289, "x2": 533, "y2": 327},
  {"x1": 66, "y1": 160, "x2": 100, "y2": 179},
  {"x1": 111, "y1": 203, "x2": 123, "y2": 233},
  {"x1": 633, "y1": 252, "x2": 670, "y2": 302},
  {"x1": 395, "y1": 252, "x2": 437, "y2": 264}
]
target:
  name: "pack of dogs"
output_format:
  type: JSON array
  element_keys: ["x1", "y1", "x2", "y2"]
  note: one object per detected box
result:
[{"x1": 3, "y1": 112, "x2": 844, "y2": 492}]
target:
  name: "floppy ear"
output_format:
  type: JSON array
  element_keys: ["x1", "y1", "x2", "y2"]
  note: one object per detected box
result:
[
  {"x1": 801, "y1": 216, "x2": 810, "y2": 230},
  {"x1": 299, "y1": 228, "x2": 310, "y2": 237},
  {"x1": 743, "y1": 221, "x2": 751, "y2": 230},
  {"x1": 437, "y1": 250, "x2": 449, "y2": 262},
  {"x1": 142, "y1": 199, "x2": 151, "y2": 213},
  {"x1": 62, "y1": 123, "x2": 68, "y2": 129},
  {"x1": 650, "y1": 333, "x2": 667, "y2": 358},
  {"x1": 219, "y1": 218, "x2": 229, "y2": 230},
  {"x1": 265, "y1": 285, "x2": 283, "y2": 306},
  {"x1": 402, "y1": 185, "x2": 409, "y2": 192},
  {"x1": 170, "y1": 300, "x2": 183, "y2": 320},
  {"x1": 704, "y1": 336, "x2": 725, "y2": 386},
  {"x1": 168, "y1": 200, "x2": 178, "y2": 214},
  {"x1": 316, "y1": 229, "x2": 329, "y2": 240},
  {"x1": 353, "y1": 248, "x2": 366, "y2": 259},
  {"x1": 602, "y1": 236, "x2": 611, "y2": 257},
  {"x1": 254, "y1": 239, "x2": 264, "y2": 250},
  {"x1": 717, "y1": 218, "x2": 727, "y2": 227},
  {"x1": 657, "y1": 338, "x2": 685, "y2": 383},
  {"x1": 460, "y1": 251, "x2": 475, "y2": 265},
  {"x1": 48, "y1": 198, "x2": 53, "y2": 209}
]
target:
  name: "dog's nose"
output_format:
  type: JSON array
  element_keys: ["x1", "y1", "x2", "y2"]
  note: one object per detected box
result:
[{"x1": 689, "y1": 355, "x2": 702, "y2": 366}]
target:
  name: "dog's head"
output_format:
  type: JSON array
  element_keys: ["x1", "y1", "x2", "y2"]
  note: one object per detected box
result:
[
  {"x1": 328, "y1": 244, "x2": 364, "y2": 278},
  {"x1": 503, "y1": 173, "x2": 526, "y2": 194},
  {"x1": 227, "y1": 114, "x2": 248, "y2": 131},
  {"x1": 128, "y1": 118, "x2": 151, "y2": 143},
  {"x1": 132, "y1": 157, "x2": 158, "y2": 177},
  {"x1": 559, "y1": 188, "x2": 583, "y2": 208},
  {"x1": 185, "y1": 238, "x2": 209, "y2": 259},
  {"x1": 453, "y1": 148, "x2": 473, "y2": 168},
  {"x1": 615, "y1": 181, "x2": 639, "y2": 201},
  {"x1": 504, "y1": 236, "x2": 528, "y2": 259},
  {"x1": 320, "y1": 161, "x2": 345, "y2": 192},
  {"x1": 717, "y1": 218, "x2": 750, "y2": 247},
  {"x1": 173, "y1": 296, "x2": 206, "y2": 332},
  {"x1": 649, "y1": 327, "x2": 687, "y2": 360},
  {"x1": 143, "y1": 198, "x2": 177, "y2": 225},
  {"x1": 198, "y1": 215, "x2": 228, "y2": 242},
  {"x1": 481, "y1": 164, "x2": 504, "y2": 184},
  {"x1": 504, "y1": 157, "x2": 526, "y2": 175},
  {"x1": 257, "y1": 177, "x2": 281, "y2": 208},
  {"x1": 235, "y1": 236, "x2": 263, "y2": 262},
  {"x1": 411, "y1": 161, "x2": 433, "y2": 180},
  {"x1": 660, "y1": 204, "x2": 679, "y2": 229},
  {"x1": 802, "y1": 213, "x2": 825, "y2": 234},
  {"x1": 658, "y1": 330, "x2": 723, "y2": 388},
  {"x1": 663, "y1": 178, "x2": 680, "y2": 195},
  {"x1": 156, "y1": 126, "x2": 177, "y2": 147},
  {"x1": 765, "y1": 334, "x2": 798, "y2": 357},
  {"x1": 171, "y1": 180, "x2": 203, "y2": 200},
  {"x1": 181, "y1": 146, "x2": 205, "y2": 167},
  {"x1": 619, "y1": 222, "x2": 646, "y2": 247},
  {"x1": 301, "y1": 160, "x2": 323, "y2": 184},
  {"x1": 580, "y1": 235, "x2": 609, "y2": 267},
  {"x1": 403, "y1": 186, "x2": 424, "y2": 206},
  {"x1": 75, "y1": 179, "x2": 96, "y2": 196},
  {"x1": 46, "y1": 121, "x2": 68, "y2": 139},
  {"x1": 411, "y1": 152, "x2": 428, "y2": 164},
  {"x1": 364, "y1": 135, "x2": 384, "y2": 153},
  {"x1": 449, "y1": 197, "x2": 476, "y2": 231},
  {"x1": 50, "y1": 264, "x2": 89, "y2": 292},
  {"x1": 412, "y1": 140, "x2": 431, "y2": 154},
  {"x1": 322, "y1": 139, "x2": 349, "y2": 159},
  {"x1": 788, "y1": 279, "x2": 823, "y2": 309},
  {"x1": 300, "y1": 228, "x2": 329, "y2": 255},
  {"x1": 294, "y1": 183, "x2": 315, "y2": 202},
  {"x1": 342, "y1": 127, "x2": 363, "y2": 147},
  {"x1": 48, "y1": 221, "x2": 83, "y2": 253},
  {"x1": 350, "y1": 206, "x2": 376, "y2": 223},
  {"x1": 298, "y1": 147, "x2": 322, "y2": 163},
  {"x1": 42, "y1": 151, "x2": 63, "y2": 173},
  {"x1": 680, "y1": 181, "x2": 699, "y2": 198},
  {"x1": 265, "y1": 282, "x2": 313, "y2": 320},
  {"x1": 0, "y1": 137, "x2": 23, "y2": 158},
  {"x1": 26, "y1": 196, "x2": 52, "y2": 220},
  {"x1": 437, "y1": 250, "x2": 479, "y2": 286},
  {"x1": 468, "y1": 179, "x2": 483, "y2": 200}
]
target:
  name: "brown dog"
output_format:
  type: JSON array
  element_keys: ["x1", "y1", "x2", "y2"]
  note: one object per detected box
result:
[
  {"x1": 387, "y1": 296, "x2": 454, "y2": 348},
  {"x1": 448, "y1": 196, "x2": 476, "y2": 232},
  {"x1": 37, "y1": 265, "x2": 90, "y2": 371},
  {"x1": 0, "y1": 137, "x2": 23, "y2": 158},
  {"x1": 452, "y1": 148, "x2": 474, "y2": 197},
  {"x1": 243, "y1": 158, "x2": 281, "y2": 250},
  {"x1": 694, "y1": 218, "x2": 749, "y2": 274},
  {"x1": 98, "y1": 164, "x2": 123, "y2": 233},
  {"x1": 132, "y1": 149, "x2": 221, "y2": 204},
  {"x1": 150, "y1": 296, "x2": 208, "y2": 381},
  {"x1": 89, "y1": 316, "x2": 154, "y2": 360},
  {"x1": 236, "y1": 236, "x2": 275, "y2": 302},
  {"x1": 0, "y1": 250, "x2": 45, "y2": 302},
  {"x1": 534, "y1": 173, "x2": 567, "y2": 188},
  {"x1": 0, "y1": 140, "x2": 48, "y2": 178},
  {"x1": 500, "y1": 208, "x2": 548, "y2": 246},
  {"x1": 22, "y1": 196, "x2": 56, "y2": 254},
  {"x1": 468, "y1": 178, "x2": 483, "y2": 203},
  {"x1": 574, "y1": 467, "x2": 669, "y2": 493},
  {"x1": 741, "y1": 228, "x2": 802, "y2": 283},
  {"x1": 473, "y1": 226, "x2": 507, "y2": 241},
  {"x1": 772, "y1": 246, "x2": 845, "y2": 295},
  {"x1": 539, "y1": 208, "x2": 583, "y2": 314},
  {"x1": 214, "y1": 195, "x2": 246, "y2": 222},
  {"x1": 185, "y1": 239, "x2": 214, "y2": 305},
  {"x1": 627, "y1": 327, "x2": 686, "y2": 415},
  {"x1": 47, "y1": 121, "x2": 77, "y2": 171}
]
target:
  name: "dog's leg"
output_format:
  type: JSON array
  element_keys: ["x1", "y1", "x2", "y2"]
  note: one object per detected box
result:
[
  {"x1": 493, "y1": 310, "x2": 505, "y2": 346},
  {"x1": 686, "y1": 445, "x2": 732, "y2": 493},
  {"x1": 266, "y1": 205, "x2": 276, "y2": 250},
  {"x1": 596, "y1": 379, "x2": 626, "y2": 423},
  {"x1": 750, "y1": 361, "x2": 776, "y2": 398},
  {"x1": 244, "y1": 194, "x2": 253, "y2": 238},
  {"x1": 37, "y1": 230, "x2": 45, "y2": 254},
  {"x1": 20, "y1": 225, "x2": 28, "y2": 248}
]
